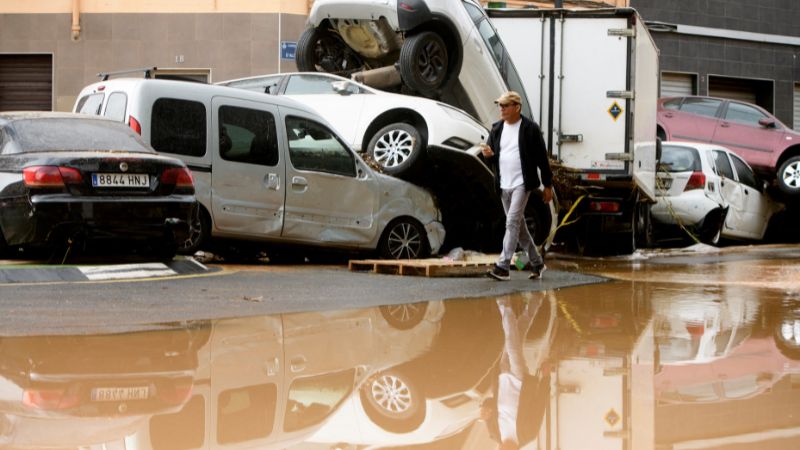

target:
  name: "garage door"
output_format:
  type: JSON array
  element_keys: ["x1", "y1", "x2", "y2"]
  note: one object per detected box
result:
[
  {"x1": 660, "y1": 72, "x2": 694, "y2": 98},
  {"x1": 0, "y1": 54, "x2": 53, "y2": 111},
  {"x1": 794, "y1": 84, "x2": 800, "y2": 132}
]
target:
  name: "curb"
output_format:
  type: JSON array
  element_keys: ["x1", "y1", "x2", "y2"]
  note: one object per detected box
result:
[{"x1": 0, "y1": 258, "x2": 211, "y2": 284}]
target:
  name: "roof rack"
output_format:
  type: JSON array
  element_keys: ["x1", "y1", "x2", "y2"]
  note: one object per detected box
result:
[{"x1": 96, "y1": 67, "x2": 158, "y2": 81}]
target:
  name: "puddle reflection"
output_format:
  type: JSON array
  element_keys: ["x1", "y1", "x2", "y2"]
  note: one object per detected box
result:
[{"x1": 1, "y1": 283, "x2": 799, "y2": 449}]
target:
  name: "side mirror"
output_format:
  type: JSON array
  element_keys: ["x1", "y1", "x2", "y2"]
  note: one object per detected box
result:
[
  {"x1": 758, "y1": 118, "x2": 777, "y2": 128},
  {"x1": 332, "y1": 81, "x2": 355, "y2": 96}
]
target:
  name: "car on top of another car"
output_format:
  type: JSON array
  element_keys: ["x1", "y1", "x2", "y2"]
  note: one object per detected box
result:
[
  {"x1": 217, "y1": 71, "x2": 488, "y2": 177},
  {"x1": 657, "y1": 96, "x2": 800, "y2": 196}
]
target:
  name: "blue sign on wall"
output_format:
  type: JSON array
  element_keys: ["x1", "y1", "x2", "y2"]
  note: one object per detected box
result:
[{"x1": 281, "y1": 41, "x2": 297, "y2": 60}]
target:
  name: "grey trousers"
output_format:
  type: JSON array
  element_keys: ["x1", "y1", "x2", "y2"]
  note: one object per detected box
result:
[{"x1": 497, "y1": 185, "x2": 543, "y2": 270}]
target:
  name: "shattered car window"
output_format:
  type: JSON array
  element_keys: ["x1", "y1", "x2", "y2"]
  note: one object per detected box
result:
[
  {"x1": 285, "y1": 116, "x2": 356, "y2": 177},
  {"x1": 4, "y1": 118, "x2": 153, "y2": 154},
  {"x1": 660, "y1": 145, "x2": 701, "y2": 172}
]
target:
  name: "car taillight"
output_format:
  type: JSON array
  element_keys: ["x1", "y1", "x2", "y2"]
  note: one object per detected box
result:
[
  {"x1": 23, "y1": 166, "x2": 83, "y2": 187},
  {"x1": 589, "y1": 201, "x2": 621, "y2": 212},
  {"x1": 161, "y1": 167, "x2": 194, "y2": 188},
  {"x1": 684, "y1": 171, "x2": 706, "y2": 191},
  {"x1": 129, "y1": 116, "x2": 142, "y2": 135},
  {"x1": 23, "y1": 388, "x2": 80, "y2": 410}
]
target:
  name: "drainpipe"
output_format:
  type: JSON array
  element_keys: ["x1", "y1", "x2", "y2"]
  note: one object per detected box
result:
[{"x1": 71, "y1": 0, "x2": 81, "y2": 41}]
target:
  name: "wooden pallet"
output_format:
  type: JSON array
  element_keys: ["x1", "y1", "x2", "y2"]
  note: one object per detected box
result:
[{"x1": 349, "y1": 255, "x2": 497, "y2": 277}]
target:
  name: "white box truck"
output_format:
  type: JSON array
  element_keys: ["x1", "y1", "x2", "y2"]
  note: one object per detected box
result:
[{"x1": 488, "y1": 8, "x2": 660, "y2": 254}]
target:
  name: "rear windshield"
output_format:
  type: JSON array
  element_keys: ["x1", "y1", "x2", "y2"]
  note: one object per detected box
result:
[
  {"x1": 660, "y1": 145, "x2": 701, "y2": 172},
  {"x1": 75, "y1": 93, "x2": 104, "y2": 115},
  {"x1": 2, "y1": 118, "x2": 153, "y2": 154}
]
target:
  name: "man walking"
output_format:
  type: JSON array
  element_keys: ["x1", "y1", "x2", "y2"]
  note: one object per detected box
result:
[{"x1": 481, "y1": 91, "x2": 553, "y2": 281}]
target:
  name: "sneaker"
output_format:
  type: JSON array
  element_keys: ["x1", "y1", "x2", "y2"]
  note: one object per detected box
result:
[
  {"x1": 487, "y1": 265, "x2": 510, "y2": 281},
  {"x1": 529, "y1": 264, "x2": 547, "y2": 280}
]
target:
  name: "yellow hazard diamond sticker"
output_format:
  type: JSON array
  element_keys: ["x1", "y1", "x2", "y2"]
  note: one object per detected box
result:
[
  {"x1": 608, "y1": 102, "x2": 623, "y2": 121},
  {"x1": 605, "y1": 408, "x2": 620, "y2": 427}
]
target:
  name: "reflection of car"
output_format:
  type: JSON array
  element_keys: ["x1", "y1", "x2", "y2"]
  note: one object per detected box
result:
[
  {"x1": 132, "y1": 303, "x2": 444, "y2": 449},
  {"x1": 73, "y1": 79, "x2": 444, "y2": 258},
  {"x1": 0, "y1": 112, "x2": 196, "y2": 259},
  {"x1": 657, "y1": 96, "x2": 800, "y2": 195},
  {"x1": 652, "y1": 142, "x2": 781, "y2": 244},
  {"x1": 654, "y1": 295, "x2": 759, "y2": 366},
  {"x1": 656, "y1": 336, "x2": 800, "y2": 405},
  {"x1": 0, "y1": 325, "x2": 209, "y2": 448},
  {"x1": 218, "y1": 72, "x2": 488, "y2": 177},
  {"x1": 296, "y1": 0, "x2": 531, "y2": 128}
]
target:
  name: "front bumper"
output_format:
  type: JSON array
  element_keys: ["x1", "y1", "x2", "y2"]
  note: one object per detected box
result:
[{"x1": 1, "y1": 194, "x2": 197, "y2": 247}]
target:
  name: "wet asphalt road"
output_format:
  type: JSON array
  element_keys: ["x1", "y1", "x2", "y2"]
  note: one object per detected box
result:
[{"x1": 1, "y1": 243, "x2": 799, "y2": 335}]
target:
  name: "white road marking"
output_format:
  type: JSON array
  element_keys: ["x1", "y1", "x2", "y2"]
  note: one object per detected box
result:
[{"x1": 79, "y1": 263, "x2": 177, "y2": 281}]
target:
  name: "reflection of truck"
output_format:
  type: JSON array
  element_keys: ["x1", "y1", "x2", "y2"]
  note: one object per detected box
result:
[{"x1": 488, "y1": 8, "x2": 660, "y2": 253}]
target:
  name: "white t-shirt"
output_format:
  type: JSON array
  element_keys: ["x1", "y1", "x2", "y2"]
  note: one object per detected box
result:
[{"x1": 498, "y1": 119, "x2": 524, "y2": 190}]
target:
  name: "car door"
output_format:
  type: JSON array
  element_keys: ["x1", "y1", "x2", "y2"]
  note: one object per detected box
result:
[
  {"x1": 712, "y1": 101, "x2": 784, "y2": 172},
  {"x1": 711, "y1": 149, "x2": 747, "y2": 236},
  {"x1": 663, "y1": 97, "x2": 723, "y2": 142},
  {"x1": 280, "y1": 109, "x2": 380, "y2": 247},
  {"x1": 282, "y1": 74, "x2": 367, "y2": 149},
  {"x1": 210, "y1": 96, "x2": 286, "y2": 238},
  {"x1": 728, "y1": 153, "x2": 772, "y2": 239}
]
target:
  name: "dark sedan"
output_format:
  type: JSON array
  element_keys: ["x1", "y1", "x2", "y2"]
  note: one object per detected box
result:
[{"x1": 0, "y1": 112, "x2": 196, "y2": 259}]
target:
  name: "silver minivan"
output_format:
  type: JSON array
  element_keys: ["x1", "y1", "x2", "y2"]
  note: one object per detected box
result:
[{"x1": 73, "y1": 79, "x2": 444, "y2": 259}]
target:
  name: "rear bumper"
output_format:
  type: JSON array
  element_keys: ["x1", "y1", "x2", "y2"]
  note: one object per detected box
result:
[
  {"x1": 651, "y1": 193, "x2": 719, "y2": 227},
  {"x1": 1, "y1": 194, "x2": 197, "y2": 247}
]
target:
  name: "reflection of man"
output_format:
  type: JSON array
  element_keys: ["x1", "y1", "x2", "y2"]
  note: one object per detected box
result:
[{"x1": 481, "y1": 294, "x2": 544, "y2": 449}]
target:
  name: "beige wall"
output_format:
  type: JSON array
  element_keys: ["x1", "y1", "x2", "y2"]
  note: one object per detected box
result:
[
  {"x1": 0, "y1": 0, "x2": 310, "y2": 14},
  {"x1": 0, "y1": 11, "x2": 306, "y2": 111}
]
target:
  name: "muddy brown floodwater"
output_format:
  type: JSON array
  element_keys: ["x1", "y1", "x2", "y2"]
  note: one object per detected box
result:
[{"x1": 2, "y1": 245, "x2": 800, "y2": 449}]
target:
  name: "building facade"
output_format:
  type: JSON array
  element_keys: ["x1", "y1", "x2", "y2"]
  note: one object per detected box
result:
[
  {"x1": 0, "y1": 0, "x2": 308, "y2": 112},
  {"x1": 631, "y1": 0, "x2": 800, "y2": 131}
]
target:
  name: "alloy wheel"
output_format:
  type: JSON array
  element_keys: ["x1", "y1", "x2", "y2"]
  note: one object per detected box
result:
[{"x1": 373, "y1": 129, "x2": 415, "y2": 170}]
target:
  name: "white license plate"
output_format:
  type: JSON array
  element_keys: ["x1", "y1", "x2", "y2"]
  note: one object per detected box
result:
[
  {"x1": 91, "y1": 386, "x2": 149, "y2": 402},
  {"x1": 91, "y1": 173, "x2": 149, "y2": 188}
]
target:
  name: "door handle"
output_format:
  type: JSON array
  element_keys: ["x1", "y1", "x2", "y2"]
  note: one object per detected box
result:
[
  {"x1": 291, "y1": 176, "x2": 308, "y2": 192},
  {"x1": 720, "y1": 122, "x2": 730, "y2": 128},
  {"x1": 289, "y1": 355, "x2": 307, "y2": 373},
  {"x1": 664, "y1": 112, "x2": 673, "y2": 118},
  {"x1": 266, "y1": 173, "x2": 280, "y2": 190}
]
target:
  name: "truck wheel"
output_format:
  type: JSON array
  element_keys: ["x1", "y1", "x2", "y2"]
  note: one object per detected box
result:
[
  {"x1": 379, "y1": 218, "x2": 429, "y2": 260},
  {"x1": 399, "y1": 31, "x2": 448, "y2": 96},
  {"x1": 368, "y1": 123, "x2": 425, "y2": 176},
  {"x1": 777, "y1": 156, "x2": 800, "y2": 195},
  {"x1": 296, "y1": 26, "x2": 363, "y2": 74},
  {"x1": 634, "y1": 202, "x2": 654, "y2": 249}
]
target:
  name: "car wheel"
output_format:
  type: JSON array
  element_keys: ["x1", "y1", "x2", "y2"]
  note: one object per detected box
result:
[
  {"x1": 379, "y1": 302, "x2": 428, "y2": 330},
  {"x1": 700, "y1": 209, "x2": 726, "y2": 245},
  {"x1": 379, "y1": 218, "x2": 429, "y2": 260},
  {"x1": 295, "y1": 26, "x2": 363, "y2": 74},
  {"x1": 178, "y1": 207, "x2": 210, "y2": 255},
  {"x1": 777, "y1": 156, "x2": 800, "y2": 195},
  {"x1": 399, "y1": 31, "x2": 449, "y2": 96},
  {"x1": 368, "y1": 123, "x2": 424, "y2": 176},
  {"x1": 360, "y1": 369, "x2": 426, "y2": 433}
]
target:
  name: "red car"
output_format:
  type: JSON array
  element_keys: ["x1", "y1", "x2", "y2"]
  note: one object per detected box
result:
[{"x1": 657, "y1": 96, "x2": 800, "y2": 195}]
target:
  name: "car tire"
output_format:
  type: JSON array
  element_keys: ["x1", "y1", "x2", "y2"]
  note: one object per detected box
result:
[
  {"x1": 368, "y1": 123, "x2": 425, "y2": 176},
  {"x1": 777, "y1": 156, "x2": 800, "y2": 195},
  {"x1": 379, "y1": 218, "x2": 430, "y2": 260},
  {"x1": 399, "y1": 31, "x2": 449, "y2": 96},
  {"x1": 296, "y1": 26, "x2": 363, "y2": 74},
  {"x1": 700, "y1": 209, "x2": 726, "y2": 245},
  {"x1": 379, "y1": 302, "x2": 428, "y2": 330},
  {"x1": 178, "y1": 206, "x2": 210, "y2": 255},
  {"x1": 360, "y1": 369, "x2": 426, "y2": 434}
]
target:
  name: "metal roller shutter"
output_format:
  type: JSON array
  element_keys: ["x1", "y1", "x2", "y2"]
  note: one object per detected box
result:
[
  {"x1": 0, "y1": 54, "x2": 53, "y2": 111},
  {"x1": 794, "y1": 84, "x2": 800, "y2": 132},
  {"x1": 660, "y1": 72, "x2": 693, "y2": 98}
]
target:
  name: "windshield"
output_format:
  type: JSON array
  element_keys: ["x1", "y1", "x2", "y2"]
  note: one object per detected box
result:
[{"x1": 3, "y1": 118, "x2": 153, "y2": 154}]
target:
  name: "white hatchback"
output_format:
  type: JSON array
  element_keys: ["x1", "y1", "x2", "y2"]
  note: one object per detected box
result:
[
  {"x1": 218, "y1": 72, "x2": 488, "y2": 177},
  {"x1": 652, "y1": 142, "x2": 782, "y2": 244}
]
